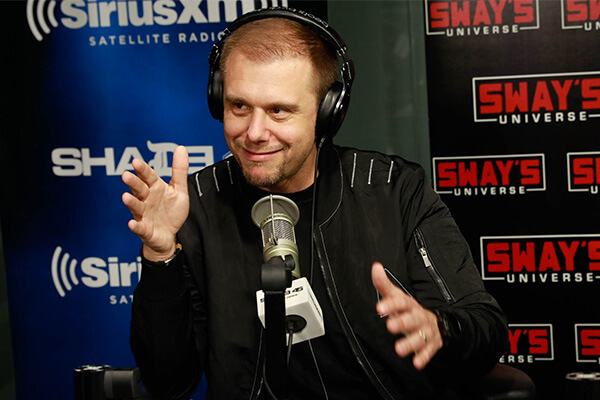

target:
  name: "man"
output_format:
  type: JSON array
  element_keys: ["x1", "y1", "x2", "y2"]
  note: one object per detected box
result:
[{"x1": 122, "y1": 8, "x2": 508, "y2": 400}]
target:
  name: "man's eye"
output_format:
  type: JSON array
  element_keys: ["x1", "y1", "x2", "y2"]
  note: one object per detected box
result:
[
  {"x1": 272, "y1": 107, "x2": 282, "y2": 114},
  {"x1": 234, "y1": 102, "x2": 244, "y2": 109}
]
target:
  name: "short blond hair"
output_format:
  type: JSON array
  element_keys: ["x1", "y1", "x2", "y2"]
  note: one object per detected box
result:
[{"x1": 220, "y1": 18, "x2": 339, "y2": 101}]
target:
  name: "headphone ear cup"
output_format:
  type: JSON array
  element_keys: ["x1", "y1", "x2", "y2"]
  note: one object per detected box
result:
[
  {"x1": 316, "y1": 81, "x2": 347, "y2": 139},
  {"x1": 207, "y1": 68, "x2": 224, "y2": 121}
]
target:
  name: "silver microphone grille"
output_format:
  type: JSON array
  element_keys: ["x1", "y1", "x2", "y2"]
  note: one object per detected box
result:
[
  {"x1": 261, "y1": 214, "x2": 296, "y2": 246},
  {"x1": 251, "y1": 195, "x2": 300, "y2": 228},
  {"x1": 251, "y1": 195, "x2": 301, "y2": 278}
]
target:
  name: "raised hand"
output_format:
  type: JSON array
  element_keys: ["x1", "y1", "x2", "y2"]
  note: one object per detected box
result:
[
  {"x1": 371, "y1": 261, "x2": 443, "y2": 370},
  {"x1": 121, "y1": 145, "x2": 190, "y2": 261}
]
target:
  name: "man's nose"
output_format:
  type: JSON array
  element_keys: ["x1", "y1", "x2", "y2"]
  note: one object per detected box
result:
[{"x1": 245, "y1": 110, "x2": 269, "y2": 142}]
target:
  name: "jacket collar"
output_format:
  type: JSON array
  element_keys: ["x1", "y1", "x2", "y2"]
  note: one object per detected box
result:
[
  {"x1": 314, "y1": 143, "x2": 343, "y2": 226},
  {"x1": 229, "y1": 143, "x2": 343, "y2": 225}
]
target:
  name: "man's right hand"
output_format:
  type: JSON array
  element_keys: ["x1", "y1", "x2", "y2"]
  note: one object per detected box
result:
[{"x1": 121, "y1": 145, "x2": 190, "y2": 261}]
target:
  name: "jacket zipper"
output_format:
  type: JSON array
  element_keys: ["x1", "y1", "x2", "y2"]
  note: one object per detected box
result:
[
  {"x1": 414, "y1": 228, "x2": 455, "y2": 304},
  {"x1": 315, "y1": 230, "x2": 396, "y2": 400}
]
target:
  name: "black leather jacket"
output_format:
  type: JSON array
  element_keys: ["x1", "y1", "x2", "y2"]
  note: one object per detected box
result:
[{"x1": 130, "y1": 144, "x2": 508, "y2": 400}]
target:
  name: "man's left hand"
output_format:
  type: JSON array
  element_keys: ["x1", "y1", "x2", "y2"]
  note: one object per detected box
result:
[{"x1": 371, "y1": 261, "x2": 443, "y2": 370}]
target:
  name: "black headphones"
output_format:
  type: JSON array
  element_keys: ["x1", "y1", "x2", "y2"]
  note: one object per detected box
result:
[{"x1": 207, "y1": 7, "x2": 355, "y2": 140}]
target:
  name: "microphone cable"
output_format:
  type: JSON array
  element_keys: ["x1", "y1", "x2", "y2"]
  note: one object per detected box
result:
[
  {"x1": 261, "y1": 361, "x2": 278, "y2": 400},
  {"x1": 286, "y1": 320, "x2": 295, "y2": 366}
]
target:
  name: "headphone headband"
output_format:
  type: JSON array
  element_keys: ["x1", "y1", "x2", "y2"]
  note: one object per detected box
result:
[{"x1": 207, "y1": 7, "x2": 354, "y2": 139}]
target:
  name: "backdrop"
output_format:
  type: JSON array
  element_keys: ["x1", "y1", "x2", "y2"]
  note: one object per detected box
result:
[
  {"x1": 0, "y1": 1, "x2": 326, "y2": 399},
  {"x1": 3, "y1": 1, "x2": 599, "y2": 399},
  {"x1": 424, "y1": 0, "x2": 600, "y2": 398}
]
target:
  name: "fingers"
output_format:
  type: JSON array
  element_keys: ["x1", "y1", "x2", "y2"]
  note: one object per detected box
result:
[
  {"x1": 127, "y1": 218, "x2": 147, "y2": 239},
  {"x1": 127, "y1": 219, "x2": 159, "y2": 247},
  {"x1": 132, "y1": 157, "x2": 159, "y2": 187},
  {"x1": 383, "y1": 299, "x2": 427, "y2": 335},
  {"x1": 122, "y1": 192, "x2": 144, "y2": 220},
  {"x1": 120, "y1": 158, "x2": 161, "y2": 234},
  {"x1": 372, "y1": 261, "x2": 397, "y2": 317},
  {"x1": 122, "y1": 170, "x2": 149, "y2": 201},
  {"x1": 372, "y1": 262, "x2": 412, "y2": 317},
  {"x1": 412, "y1": 337, "x2": 438, "y2": 371},
  {"x1": 120, "y1": 149, "x2": 189, "y2": 257},
  {"x1": 170, "y1": 145, "x2": 189, "y2": 193},
  {"x1": 392, "y1": 313, "x2": 442, "y2": 370},
  {"x1": 372, "y1": 261, "x2": 443, "y2": 370},
  {"x1": 371, "y1": 261, "x2": 392, "y2": 299},
  {"x1": 122, "y1": 147, "x2": 189, "y2": 198}
]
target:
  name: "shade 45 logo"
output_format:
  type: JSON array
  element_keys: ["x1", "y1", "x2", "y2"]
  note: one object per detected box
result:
[
  {"x1": 567, "y1": 151, "x2": 600, "y2": 194},
  {"x1": 575, "y1": 324, "x2": 600, "y2": 364},
  {"x1": 433, "y1": 154, "x2": 545, "y2": 196},
  {"x1": 52, "y1": 141, "x2": 214, "y2": 177},
  {"x1": 500, "y1": 324, "x2": 554, "y2": 364},
  {"x1": 480, "y1": 234, "x2": 600, "y2": 284},
  {"x1": 473, "y1": 71, "x2": 600, "y2": 125},
  {"x1": 425, "y1": 0, "x2": 539, "y2": 37},
  {"x1": 561, "y1": 0, "x2": 600, "y2": 31}
]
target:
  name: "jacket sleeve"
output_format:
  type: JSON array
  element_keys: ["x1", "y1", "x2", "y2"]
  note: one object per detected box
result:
[
  {"x1": 130, "y1": 253, "x2": 203, "y2": 399},
  {"x1": 400, "y1": 164, "x2": 509, "y2": 375}
]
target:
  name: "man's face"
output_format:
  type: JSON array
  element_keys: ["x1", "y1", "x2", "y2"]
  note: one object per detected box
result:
[{"x1": 222, "y1": 51, "x2": 320, "y2": 194}]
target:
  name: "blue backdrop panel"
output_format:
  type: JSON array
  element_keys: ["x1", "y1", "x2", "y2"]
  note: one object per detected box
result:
[{"x1": 0, "y1": 1, "x2": 326, "y2": 399}]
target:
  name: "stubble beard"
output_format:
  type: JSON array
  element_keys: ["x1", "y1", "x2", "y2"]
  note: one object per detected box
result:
[
  {"x1": 239, "y1": 150, "x2": 313, "y2": 192},
  {"x1": 241, "y1": 161, "x2": 285, "y2": 189}
]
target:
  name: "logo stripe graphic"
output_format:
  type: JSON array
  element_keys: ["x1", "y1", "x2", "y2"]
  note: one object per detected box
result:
[
  {"x1": 37, "y1": 0, "x2": 51, "y2": 35},
  {"x1": 60, "y1": 250, "x2": 72, "y2": 292},
  {"x1": 26, "y1": 0, "x2": 43, "y2": 41},
  {"x1": 47, "y1": 0, "x2": 58, "y2": 28},
  {"x1": 51, "y1": 246, "x2": 66, "y2": 297},
  {"x1": 69, "y1": 258, "x2": 79, "y2": 286},
  {"x1": 26, "y1": 0, "x2": 58, "y2": 41}
]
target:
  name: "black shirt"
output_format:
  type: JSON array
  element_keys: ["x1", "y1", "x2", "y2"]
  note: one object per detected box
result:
[{"x1": 259, "y1": 185, "x2": 382, "y2": 400}]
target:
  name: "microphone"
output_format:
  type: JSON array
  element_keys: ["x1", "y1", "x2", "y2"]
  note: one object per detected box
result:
[
  {"x1": 252, "y1": 195, "x2": 325, "y2": 344},
  {"x1": 251, "y1": 195, "x2": 301, "y2": 279}
]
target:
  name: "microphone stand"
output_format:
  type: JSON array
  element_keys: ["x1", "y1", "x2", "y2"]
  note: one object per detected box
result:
[{"x1": 261, "y1": 254, "x2": 294, "y2": 400}]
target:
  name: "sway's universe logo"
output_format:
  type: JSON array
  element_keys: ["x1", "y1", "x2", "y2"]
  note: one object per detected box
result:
[
  {"x1": 51, "y1": 141, "x2": 214, "y2": 177},
  {"x1": 575, "y1": 324, "x2": 600, "y2": 363},
  {"x1": 481, "y1": 234, "x2": 600, "y2": 284},
  {"x1": 473, "y1": 72, "x2": 600, "y2": 125},
  {"x1": 433, "y1": 154, "x2": 545, "y2": 196},
  {"x1": 561, "y1": 0, "x2": 600, "y2": 31},
  {"x1": 567, "y1": 151, "x2": 600, "y2": 194},
  {"x1": 51, "y1": 246, "x2": 140, "y2": 303},
  {"x1": 500, "y1": 324, "x2": 554, "y2": 364},
  {"x1": 26, "y1": 0, "x2": 288, "y2": 45},
  {"x1": 424, "y1": 0, "x2": 540, "y2": 37}
]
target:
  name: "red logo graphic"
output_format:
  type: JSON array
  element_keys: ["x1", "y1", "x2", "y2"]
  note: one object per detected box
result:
[
  {"x1": 561, "y1": 0, "x2": 600, "y2": 31},
  {"x1": 575, "y1": 324, "x2": 600, "y2": 363},
  {"x1": 433, "y1": 154, "x2": 545, "y2": 196},
  {"x1": 425, "y1": 0, "x2": 539, "y2": 36},
  {"x1": 500, "y1": 324, "x2": 554, "y2": 364},
  {"x1": 480, "y1": 235, "x2": 600, "y2": 283},
  {"x1": 567, "y1": 152, "x2": 600, "y2": 194},
  {"x1": 473, "y1": 72, "x2": 600, "y2": 124}
]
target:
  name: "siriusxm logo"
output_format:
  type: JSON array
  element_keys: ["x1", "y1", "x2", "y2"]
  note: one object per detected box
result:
[
  {"x1": 51, "y1": 246, "x2": 141, "y2": 297},
  {"x1": 27, "y1": 0, "x2": 289, "y2": 41}
]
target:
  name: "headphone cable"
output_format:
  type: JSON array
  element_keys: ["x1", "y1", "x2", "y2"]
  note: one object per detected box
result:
[
  {"x1": 307, "y1": 136, "x2": 329, "y2": 399},
  {"x1": 309, "y1": 136, "x2": 326, "y2": 283}
]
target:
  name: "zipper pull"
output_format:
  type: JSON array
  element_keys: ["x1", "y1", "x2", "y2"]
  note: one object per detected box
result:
[{"x1": 418, "y1": 247, "x2": 433, "y2": 268}]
